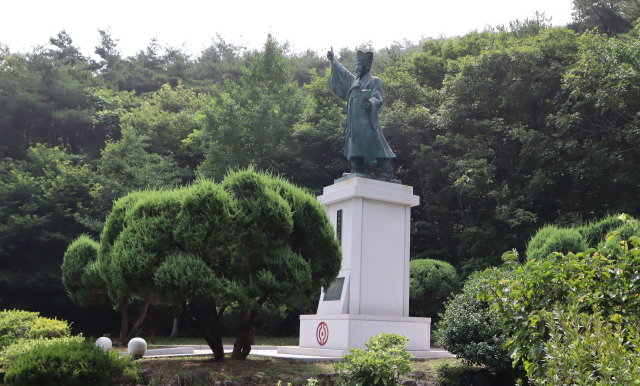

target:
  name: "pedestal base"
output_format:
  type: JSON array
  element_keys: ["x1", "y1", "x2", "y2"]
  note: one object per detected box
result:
[
  {"x1": 278, "y1": 314, "x2": 430, "y2": 356},
  {"x1": 276, "y1": 347, "x2": 454, "y2": 359}
]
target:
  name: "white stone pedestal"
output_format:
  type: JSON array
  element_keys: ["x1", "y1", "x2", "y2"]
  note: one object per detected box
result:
[{"x1": 277, "y1": 176, "x2": 432, "y2": 357}]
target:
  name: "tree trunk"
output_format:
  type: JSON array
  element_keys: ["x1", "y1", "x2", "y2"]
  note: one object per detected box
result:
[
  {"x1": 232, "y1": 309, "x2": 259, "y2": 360},
  {"x1": 149, "y1": 327, "x2": 156, "y2": 345},
  {"x1": 179, "y1": 299, "x2": 225, "y2": 361},
  {"x1": 209, "y1": 311, "x2": 225, "y2": 360},
  {"x1": 171, "y1": 317, "x2": 179, "y2": 338},
  {"x1": 122, "y1": 296, "x2": 152, "y2": 344},
  {"x1": 119, "y1": 296, "x2": 130, "y2": 343}
]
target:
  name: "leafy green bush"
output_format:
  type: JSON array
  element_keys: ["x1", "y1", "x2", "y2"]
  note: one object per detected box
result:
[
  {"x1": 409, "y1": 259, "x2": 460, "y2": 317},
  {"x1": 0, "y1": 335, "x2": 84, "y2": 373},
  {"x1": 530, "y1": 304, "x2": 640, "y2": 385},
  {"x1": 4, "y1": 340, "x2": 140, "y2": 386},
  {"x1": 0, "y1": 310, "x2": 38, "y2": 350},
  {"x1": 525, "y1": 226, "x2": 587, "y2": 261},
  {"x1": 435, "y1": 270, "x2": 516, "y2": 375},
  {"x1": 334, "y1": 333, "x2": 412, "y2": 386},
  {"x1": 0, "y1": 310, "x2": 70, "y2": 350},
  {"x1": 482, "y1": 214, "x2": 640, "y2": 379},
  {"x1": 602, "y1": 221, "x2": 640, "y2": 249},
  {"x1": 526, "y1": 303, "x2": 640, "y2": 385},
  {"x1": 25, "y1": 317, "x2": 71, "y2": 340}
]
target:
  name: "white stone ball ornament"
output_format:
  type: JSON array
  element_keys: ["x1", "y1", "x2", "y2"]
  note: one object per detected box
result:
[
  {"x1": 128, "y1": 337, "x2": 148, "y2": 357},
  {"x1": 95, "y1": 337, "x2": 112, "y2": 352}
]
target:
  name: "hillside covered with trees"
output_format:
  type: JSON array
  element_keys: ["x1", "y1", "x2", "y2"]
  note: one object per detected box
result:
[{"x1": 2, "y1": 2, "x2": 640, "y2": 335}]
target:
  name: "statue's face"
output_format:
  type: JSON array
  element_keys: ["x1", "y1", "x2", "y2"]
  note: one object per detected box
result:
[{"x1": 356, "y1": 61, "x2": 370, "y2": 78}]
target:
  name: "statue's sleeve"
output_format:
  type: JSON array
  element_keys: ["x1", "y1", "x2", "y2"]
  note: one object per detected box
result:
[
  {"x1": 330, "y1": 58, "x2": 354, "y2": 101},
  {"x1": 369, "y1": 77, "x2": 383, "y2": 114}
]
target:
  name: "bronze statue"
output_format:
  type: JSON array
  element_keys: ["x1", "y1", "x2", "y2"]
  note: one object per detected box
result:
[{"x1": 327, "y1": 47, "x2": 395, "y2": 179}]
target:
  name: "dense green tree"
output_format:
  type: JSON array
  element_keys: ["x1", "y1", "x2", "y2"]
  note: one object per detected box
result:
[
  {"x1": 409, "y1": 259, "x2": 460, "y2": 317},
  {"x1": 571, "y1": 0, "x2": 634, "y2": 36},
  {"x1": 98, "y1": 189, "x2": 183, "y2": 344},
  {"x1": 0, "y1": 146, "x2": 102, "y2": 325},
  {"x1": 379, "y1": 28, "x2": 585, "y2": 273},
  {"x1": 96, "y1": 190, "x2": 151, "y2": 342},
  {"x1": 154, "y1": 179, "x2": 237, "y2": 360},
  {"x1": 92, "y1": 170, "x2": 340, "y2": 359},
  {"x1": 289, "y1": 70, "x2": 347, "y2": 191},
  {"x1": 0, "y1": 35, "x2": 101, "y2": 159},
  {"x1": 196, "y1": 34, "x2": 303, "y2": 181},
  {"x1": 94, "y1": 82, "x2": 205, "y2": 213},
  {"x1": 221, "y1": 170, "x2": 340, "y2": 359},
  {"x1": 192, "y1": 35, "x2": 247, "y2": 88}
]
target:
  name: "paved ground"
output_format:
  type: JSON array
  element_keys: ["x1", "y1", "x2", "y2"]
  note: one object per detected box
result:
[{"x1": 143, "y1": 345, "x2": 455, "y2": 362}]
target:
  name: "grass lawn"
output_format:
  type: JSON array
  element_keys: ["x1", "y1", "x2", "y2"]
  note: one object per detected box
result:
[{"x1": 137, "y1": 355, "x2": 461, "y2": 385}]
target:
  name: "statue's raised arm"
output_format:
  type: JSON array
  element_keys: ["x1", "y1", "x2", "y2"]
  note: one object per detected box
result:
[{"x1": 326, "y1": 47, "x2": 396, "y2": 180}]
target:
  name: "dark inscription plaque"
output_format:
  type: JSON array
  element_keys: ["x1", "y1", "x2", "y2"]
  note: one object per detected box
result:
[
  {"x1": 323, "y1": 277, "x2": 345, "y2": 301},
  {"x1": 337, "y1": 209, "x2": 342, "y2": 245}
]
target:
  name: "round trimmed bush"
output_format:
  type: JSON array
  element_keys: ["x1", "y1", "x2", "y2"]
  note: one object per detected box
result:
[
  {"x1": 4, "y1": 340, "x2": 139, "y2": 386},
  {"x1": 436, "y1": 269, "x2": 516, "y2": 375},
  {"x1": 526, "y1": 226, "x2": 587, "y2": 261},
  {"x1": 409, "y1": 259, "x2": 460, "y2": 317}
]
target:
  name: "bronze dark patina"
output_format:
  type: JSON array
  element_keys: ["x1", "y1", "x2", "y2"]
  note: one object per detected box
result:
[{"x1": 327, "y1": 47, "x2": 395, "y2": 179}]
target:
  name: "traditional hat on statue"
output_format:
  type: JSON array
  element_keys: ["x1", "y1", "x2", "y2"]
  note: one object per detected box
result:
[{"x1": 356, "y1": 50, "x2": 374, "y2": 68}]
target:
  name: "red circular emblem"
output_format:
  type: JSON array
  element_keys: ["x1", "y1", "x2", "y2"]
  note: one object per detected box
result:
[{"x1": 316, "y1": 322, "x2": 329, "y2": 346}]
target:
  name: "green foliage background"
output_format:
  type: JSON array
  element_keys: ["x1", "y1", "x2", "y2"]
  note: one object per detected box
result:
[{"x1": 3, "y1": 6, "x2": 640, "y2": 336}]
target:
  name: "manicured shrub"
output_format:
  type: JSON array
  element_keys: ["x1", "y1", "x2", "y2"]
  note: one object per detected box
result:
[
  {"x1": 4, "y1": 340, "x2": 140, "y2": 386},
  {"x1": 576, "y1": 214, "x2": 622, "y2": 246},
  {"x1": 0, "y1": 335, "x2": 84, "y2": 373},
  {"x1": 435, "y1": 270, "x2": 515, "y2": 375},
  {"x1": 0, "y1": 310, "x2": 70, "y2": 351},
  {"x1": 334, "y1": 333, "x2": 412, "y2": 386},
  {"x1": 87, "y1": 170, "x2": 341, "y2": 361},
  {"x1": 62, "y1": 235, "x2": 111, "y2": 309},
  {"x1": 525, "y1": 226, "x2": 587, "y2": 261},
  {"x1": 524, "y1": 225, "x2": 557, "y2": 259},
  {"x1": 409, "y1": 259, "x2": 460, "y2": 317}
]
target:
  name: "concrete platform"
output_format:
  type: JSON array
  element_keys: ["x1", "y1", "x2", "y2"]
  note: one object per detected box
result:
[
  {"x1": 140, "y1": 345, "x2": 454, "y2": 362},
  {"x1": 145, "y1": 346, "x2": 194, "y2": 356},
  {"x1": 277, "y1": 346, "x2": 454, "y2": 360}
]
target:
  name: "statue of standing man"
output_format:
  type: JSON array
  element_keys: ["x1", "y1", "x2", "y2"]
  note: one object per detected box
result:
[{"x1": 327, "y1": 47, "x2": 395, "y2": 179}]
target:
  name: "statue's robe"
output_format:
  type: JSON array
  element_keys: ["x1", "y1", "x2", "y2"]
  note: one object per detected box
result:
[{"x1": 330, "y1": 59, "x2": 395, "y2": 163}]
